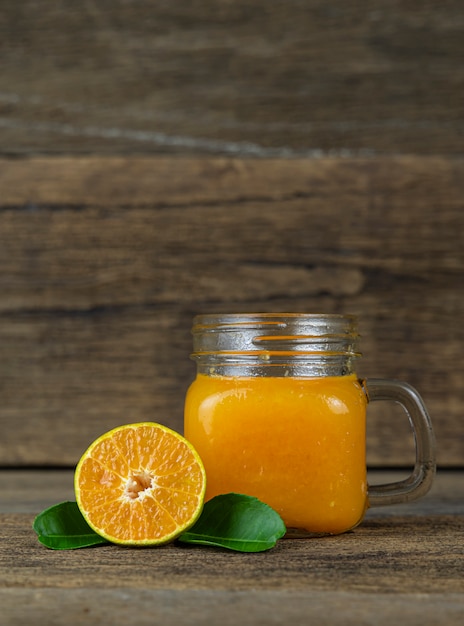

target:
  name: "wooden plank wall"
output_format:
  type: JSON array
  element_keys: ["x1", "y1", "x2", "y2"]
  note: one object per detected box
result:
[{"x1": 0, "y1": 1, "x2": 463, "y2": 468}]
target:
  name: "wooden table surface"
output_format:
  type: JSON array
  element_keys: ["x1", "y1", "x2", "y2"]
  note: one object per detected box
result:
[{"x1": 1, "y1": 469, "x2": 463, "y2": 625}]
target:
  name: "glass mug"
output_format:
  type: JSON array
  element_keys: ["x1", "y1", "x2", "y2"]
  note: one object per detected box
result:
[{"x1": 184, "y1": 313, "x2": 436, "y2": 535}]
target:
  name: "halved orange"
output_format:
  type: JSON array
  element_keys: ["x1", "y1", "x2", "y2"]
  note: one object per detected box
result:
[{"x1": 74, "y1": 422, "x2": 206, "y2": 546}]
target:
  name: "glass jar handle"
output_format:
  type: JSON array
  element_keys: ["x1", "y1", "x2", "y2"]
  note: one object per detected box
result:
[{"x1": 365, "y1": 379, "x2": 436, "y2": 507}]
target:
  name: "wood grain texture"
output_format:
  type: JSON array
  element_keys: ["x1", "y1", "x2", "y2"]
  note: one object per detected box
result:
[
  {"x1": 1, "y1": 513, "x2": 463, "y2": 594},
  {"x1": 1, "y1": 1, "x2": 464, "y2": 156},
  {"x1": 3, "y1": 588, "x2": 464, "y2": 626},
  {"x1": 3, "y1": 470, "x2": 463, "y2": 625},
  {"x1": 0, "y1": 155, "x2": 463, "y2": 466}
]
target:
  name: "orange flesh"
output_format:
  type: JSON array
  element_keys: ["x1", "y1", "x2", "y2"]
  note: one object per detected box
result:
[
  {"x1": 75, "y1": 423, "x2": 206, "y2": 545},
  {"x1": 184, "y1": 373, "x2": 368, "y2": 534}
]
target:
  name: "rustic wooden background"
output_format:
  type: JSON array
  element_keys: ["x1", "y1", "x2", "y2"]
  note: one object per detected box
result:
[{"x1": 1, "y1": 1, "x2": 463, "y2": 468}]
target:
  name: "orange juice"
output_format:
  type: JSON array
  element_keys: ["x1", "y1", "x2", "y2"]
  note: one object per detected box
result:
[{"x1": 184, "y1": 372, "x2": 368, "y2": 534}]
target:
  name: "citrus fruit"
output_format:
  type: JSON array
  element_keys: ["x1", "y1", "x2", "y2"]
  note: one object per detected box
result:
[{"x1": 74, "y1": 422, "x2": 206, "y2": 546}]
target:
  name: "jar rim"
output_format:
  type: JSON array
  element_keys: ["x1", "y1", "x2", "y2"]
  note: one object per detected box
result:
[
  {"x1": 193, "y1": 312, "x2": 357, "y2": 322},
  {"x1": 192, "y1": 313, "x2": 359, "y2": 338}
]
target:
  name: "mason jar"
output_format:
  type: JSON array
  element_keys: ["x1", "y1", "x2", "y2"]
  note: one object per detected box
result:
[{"x1": 184, "y1": 313, "x2": 436, "y2": 535}]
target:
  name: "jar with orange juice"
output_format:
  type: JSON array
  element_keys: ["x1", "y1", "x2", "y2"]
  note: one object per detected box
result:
[{"x1": 184, "y1": 314, "x2": 435, "y2": 536}]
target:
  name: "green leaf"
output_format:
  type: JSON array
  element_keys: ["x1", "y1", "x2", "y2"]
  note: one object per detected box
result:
[
  {"x1": 178, "y1": 493, "x2": 286, "y2": 552},
  {"x1": 33, "y1": 501, "x2": 109, "y2": 550}
]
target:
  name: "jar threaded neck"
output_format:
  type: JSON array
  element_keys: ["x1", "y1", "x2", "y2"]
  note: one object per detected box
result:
[{"x1": 191, "y1": 313, "x2": 361, "y2": 377}]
